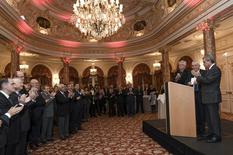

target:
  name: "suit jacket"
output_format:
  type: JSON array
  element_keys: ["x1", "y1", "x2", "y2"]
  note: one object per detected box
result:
[
  {"x1": 0, "y1": 92, "x2": 12, "y2": 147},
  {"x1": 0, "y1": 114, "x2": 10, "y2": 127},
  {"x1": 7, "y1": 92, "x2": 21, "y2": 144},
  {"x1": 174, "y1": 69, "x2": 190, "y2": 85},
  {"x1": 55, "y1": 91, "x2": 70, "y2": 116},
  {"x1": 31, "y1": 91, "x2": 45, "y2": 123},
  {"x1": 197, "y1": 64, "x2": 222, "y2": 104},
  {"x1": 41, "y1": 91, "x2": 54, "y2": 118}
]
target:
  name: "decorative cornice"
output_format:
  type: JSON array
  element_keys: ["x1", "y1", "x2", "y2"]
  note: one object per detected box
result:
[{"x1": 0, "y1": 0, "x2": 233, "y2": 58}]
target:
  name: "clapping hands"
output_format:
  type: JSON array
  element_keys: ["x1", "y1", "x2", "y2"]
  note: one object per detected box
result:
[
  {"x1": 191, "y1": 70, "x2": 201, "y2": 77},
  {"x1": 7, "y1": 105, "x2": 24, "y2": 117}
]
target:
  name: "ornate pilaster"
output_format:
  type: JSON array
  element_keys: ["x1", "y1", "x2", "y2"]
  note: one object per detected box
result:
[
  {"x1": 160, "y1": 48, "x2": 171, "y2": 82},
  {"x1": 197, "y1": 19, "x2": 216, "y2": 61},
  {"x1": 10, "y1": 45, "x2": 22, "y2": 77},
  {"x1": 116, "y1": 57, "x2": 125, "y2": 88},
  {"x1": 62, "y1": 57, "x2": 71, "y2": 84}
]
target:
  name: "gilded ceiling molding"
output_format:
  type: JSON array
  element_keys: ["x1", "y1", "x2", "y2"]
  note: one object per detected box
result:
[{"x1": 0, "y1": 0, "x2": 233, "y2": 58}]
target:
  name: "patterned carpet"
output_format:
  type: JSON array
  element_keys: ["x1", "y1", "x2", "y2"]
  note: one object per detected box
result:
[{"x1": 31, "y1": 113, "x2": 169, "y2": 155}]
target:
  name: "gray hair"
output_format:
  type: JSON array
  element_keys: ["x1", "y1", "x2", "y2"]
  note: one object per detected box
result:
[{"x1": 203, "y1": 53, "x2": 215, "y2": 63}]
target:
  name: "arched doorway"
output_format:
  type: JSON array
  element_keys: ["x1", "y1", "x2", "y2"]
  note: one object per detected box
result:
[
  {"x1": 82, "y1": 66, "x2": 104, "y2": 88},
  {"x1": 31, "y1": 64, "x2": 52, "y2": 86},
  {"x1": 179, "y1": 56, "x2": 193, "y2": 70},
  {"x1": 59, "y1": 66, "x2": 79, "y2": 84},
  {"x1": 133, "y1": 63, "x2": 152, "y2": 88},
  {"x1": 4, "y1": 63, "x2": 11, "y2": 77},
  {"x1": 107, "y1": 65, "x2": 126, "y2": 88}
]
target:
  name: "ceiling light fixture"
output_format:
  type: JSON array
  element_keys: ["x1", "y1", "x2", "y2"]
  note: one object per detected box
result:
[{"x1": 70, "y1": 0, "x2": 125, "y2": 40}]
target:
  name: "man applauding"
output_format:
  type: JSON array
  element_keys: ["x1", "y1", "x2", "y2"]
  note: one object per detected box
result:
[{"x1": 192, "y1": 53, "x2": 222, "y2": 143}]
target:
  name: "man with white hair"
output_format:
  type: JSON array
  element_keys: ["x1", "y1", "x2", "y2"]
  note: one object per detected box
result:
[
  {"x1": 188, "y1": 61, "x2": 206, "y2": 141},
  {"x1": 174, "y1": 60, "x2": 189, "y2": 85},
  {"x1": 29, "y1": 79, "x2": 46, "y2": 149},
  {"x1": 55, "y1": 84, "x2": 71, "y2": 140}
]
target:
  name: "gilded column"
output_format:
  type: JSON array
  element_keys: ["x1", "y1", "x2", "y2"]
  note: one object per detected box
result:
[
  {"x1": 197, "y1": 19, "x2": 216, "y2": 61},
  {"x1": 62, "y1": 57, "x2": 70, "y2": 84},
  {"x1": 116, "y1": 57, "x2": 125, "y2": 88},
  {"x1": 10, "y1": 48, "x2": 20, "y2": 77},
  {"x1": 160, "y1": 48, "x2": 171, "y2": 82}
]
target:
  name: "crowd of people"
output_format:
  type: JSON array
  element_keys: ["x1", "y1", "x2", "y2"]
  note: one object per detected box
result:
[
  {"x1": 0, "y1": 70, "x2": 158, "y2": 155},
  {"x1": 173, "y1": 53, "x2": 222, "y2": 143}
]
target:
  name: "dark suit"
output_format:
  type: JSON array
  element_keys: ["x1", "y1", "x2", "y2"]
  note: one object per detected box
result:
[
  {"x1": 126, "y1": 89, "x2": 136, "y2": 116},
  {"x1": 0, "y1": 92, "x2": 12, "y2": 155},
  {"x1": 29, "y1": 91, "x2": 46, "y2": 145},
  {"x1": 188, "y1": 70, "x2": 206, "y2": 136},
  {"x1": 174, "y1": 69, "x2": 189, "y2": 85},
  {"x1": 197, "y1": 64, "x2": 222, "y2": 137},
  {"x1": 6, "y1": 92, "x2": 21, "y2": 155},
  {"x1": 136, "y1": 88, "x2": 144, "y2": 113},
  {"x1": 55, "y1": 91, "x2": 70, "y2": 138}
]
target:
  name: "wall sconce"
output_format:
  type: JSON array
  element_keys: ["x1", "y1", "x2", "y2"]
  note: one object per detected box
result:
[
  {"x1": 153, "y1": 62, "x2": 161, "y2": 70},
  {"x1": 200, "y1": 49, "x2": 205, "y2": 55},
  {"x1": 19, "y1": 64, "x2": 29, "y2": 72},
  {"x1": 126, "y1": 73, "x2": 133, "y2": 84},
  {"x1": 52, "y1": 73, "x2": 60, "y2": 86}
]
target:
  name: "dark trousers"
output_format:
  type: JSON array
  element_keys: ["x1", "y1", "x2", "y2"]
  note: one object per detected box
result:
[
  {"x1": 109, "y1": 102, "x2": 116, "y2": 117},
  {"x1": 29, "y1": 119, "x2": 42, "y2": 145},
  {"x1": 0, "y1": 147, "x2": 5, "y2": 155},
  {"x1": 117, "y1": 102, "x2": 124, "y2": 116},
  {"x1": 58, "y1": 115, "x2": 69, "y2": 138},
  {"x1": 127, "y1": 100, "x2": 135, "y2": 116},
  {"x1": 136, "y1": 98, "x2": 144, "y2": 113},
  {"x1": 205, "y1": 103, "x2": 221, "y2": 137},
  {"x1": 195, "y1": 91, "x2": 205, "y2": 136},
  {"x1": 6, "y1": 143, "x2": 17, "y2": 155},
  {"x1": 41, "y1": 117, "x2": 53, "y2": 141},
  {"x1": 16, "y1": 131, "x2": 28, "y2": 155},
  {"x1": 99, "y1": 99, "x2": 106, "y2": 114},
  {"x1": 90, "y1": 102, "x2": 97, "y2": 117},
  {"x1": 70, "y1": 102, "x2": 79, "y2": 132}
]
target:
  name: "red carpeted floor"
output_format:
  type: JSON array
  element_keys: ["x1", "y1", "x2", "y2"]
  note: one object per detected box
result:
[{"x1": 30, "y1": 114, "x2": 169, "y2": 155}]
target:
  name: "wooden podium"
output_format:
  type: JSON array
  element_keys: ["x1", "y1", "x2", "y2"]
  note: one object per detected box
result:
[{"x1": 165, "y1": 82, "x2": 196, "y2": 138}]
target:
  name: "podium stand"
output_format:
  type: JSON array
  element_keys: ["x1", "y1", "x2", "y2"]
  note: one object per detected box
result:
[{"x1": 165, "y1": 82, "x2": 196, "y2": 137}]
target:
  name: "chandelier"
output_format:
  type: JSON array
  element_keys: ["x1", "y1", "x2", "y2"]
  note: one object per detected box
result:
[{"x1": 70, "y1": 0, "x2": 125, "y2": 40}]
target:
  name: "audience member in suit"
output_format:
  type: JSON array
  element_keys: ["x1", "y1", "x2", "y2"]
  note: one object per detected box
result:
[
  {"x1": 0, "y1": 79, "x2": 24, "y2": 155},
  {"x1": 41, "y1": 85, "x2": 55, "y2": 143},
  {"x1": 82, "y1": 88, "x2": 91, "y2": 121},
  {"x1": 116, "y1": 87, "x2": 124, "y2": 117},
  {"x1": 55, "y1": 84, "x2": 71, "y2": 140},
  {"x1": 16, "y1": 87, "x2": 38, "y2": 155},
  {"x1": 126, "y1": 85, "x2": 136, "y2": 116},
  {"x1": 108, "y1": 88, "x2": 116, "y2": 117},
  {"x1": 174, "y1": 60, "x2": 189, "y2": 85},
  {"x1": 89, "y1": 87, "x2": 97, "y2": 117},
  {"x1": 6, "y1": 78, "x2": 31, "y2": 155},
  {"x1": 192, "y1": 53, "x2": 222, "y2": 143},
  {"x1": 188, "y1": 62, "x2": 206, "y2": 140},
  {"x1": 74, "y1": 84, "x2": 84, "y2": 131},
  {"x1": 69, "y1": 83, "x2": 80, "y2": 134},
  {"x1": 136, "y1": 85, "x2": 144, "y2": 113},
  {"x1": 29, "y1": 79, "x2": 46, "y2": 149}
]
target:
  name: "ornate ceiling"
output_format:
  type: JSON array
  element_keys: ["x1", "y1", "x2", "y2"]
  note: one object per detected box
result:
[
  {"x1": 17, "y1": 0, "x2": 161, "y2": 42},
  {"x1": 0, "y1": 0, "x2": 233, "y2": 59}
]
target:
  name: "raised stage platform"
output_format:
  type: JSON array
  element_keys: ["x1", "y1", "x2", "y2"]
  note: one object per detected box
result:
[{"x1": 143, "y1": 119, "x2": 233, "y2": 155}]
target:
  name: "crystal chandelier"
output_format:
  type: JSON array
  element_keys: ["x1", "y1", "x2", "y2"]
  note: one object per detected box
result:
[{"x1": 70, "y1": 0, "x2": 125, "y2": 40}]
